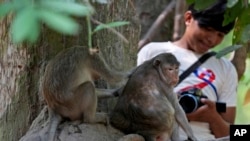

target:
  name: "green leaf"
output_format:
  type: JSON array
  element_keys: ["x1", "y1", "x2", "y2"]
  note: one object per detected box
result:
[
  {"x1": 186, "y1": 0, "x2": 195, "y2": 5},
  {"x1": 26, "y1": 19, "x2": 40, "y2": 43},
  {"x1": 233, "y1": 5, "x2": 250, "y2": 44},
  {"x1": 0, "y1": 2, "x2": 14, "y2": 18},
  {"x1": 194, "y1": 0, "x2": 216, "y2": 10},
  {"x1": 227, "y1": 0, "x2": 239, "y2": 8},
  {"x1": 241, "y1": 24, "x2": 250, "y2": 43},
  {"x1": 40, "y1": 0, "x2": 94, "y2": 16},
  {"x1": 12, "y1": 0, "x2": 31, "y2": 11},
  {"x1": 216, "y1": 44, "x2": 243, "y2": 58},
  {"x1": 93, "y1": 21, "x2": 130, "y2": 33},
  {"x1": 11, "y1": 7, "x2": 39, "y2": 43},
  {"x1": 38, "y1": 9, "x2": 79, "y2": 35},
  {"x1": 223, "y1": 0, "x2": 243, "y2": 26}
]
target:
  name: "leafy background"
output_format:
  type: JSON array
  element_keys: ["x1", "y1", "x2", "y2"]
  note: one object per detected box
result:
[{"x1": 215, "y1": 31, "x2": 250, "y2": 124}]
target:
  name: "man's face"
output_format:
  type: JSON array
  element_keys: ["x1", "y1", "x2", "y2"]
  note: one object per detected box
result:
[{"x1": 184, "y1": 11, "x2": 225, "y2": 54}]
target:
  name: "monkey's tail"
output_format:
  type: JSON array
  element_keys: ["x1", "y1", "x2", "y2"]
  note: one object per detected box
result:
[{"x1": 46, "y1": 108, "x2": 62, "y2": 141}]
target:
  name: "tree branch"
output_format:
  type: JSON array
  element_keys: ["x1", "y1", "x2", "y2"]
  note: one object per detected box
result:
[
  {"x1": 172, "y1": 0, "x2": 186, "y2": 41},
  {"x1": 138, "y1": 0, "x2": 176, "y2": 51},
  {"x1": 231, "y1": 42, "x2": 249, "y2": 80}
]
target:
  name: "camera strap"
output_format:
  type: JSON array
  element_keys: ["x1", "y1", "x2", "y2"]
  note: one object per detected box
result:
[{"x1": 177, "y1": 51, "x2": 217, "y2": 85}]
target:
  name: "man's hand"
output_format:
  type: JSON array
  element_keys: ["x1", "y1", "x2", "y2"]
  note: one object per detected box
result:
[
  {"x1": 186, "y1": 98, "x2": 218, "y2": 123},
  {"x1": 186, "y1": 98, "x2": 234, "y2": 138}
]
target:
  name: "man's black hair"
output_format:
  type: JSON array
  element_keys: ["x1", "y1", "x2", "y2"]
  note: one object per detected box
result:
[{"x1": 188, "y1": 0, "x2": 235, "y2": 34}]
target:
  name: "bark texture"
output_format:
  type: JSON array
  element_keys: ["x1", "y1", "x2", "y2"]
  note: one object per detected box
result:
[{"x1": 19, "y1": 107, "x2": 126, "y2": 141}]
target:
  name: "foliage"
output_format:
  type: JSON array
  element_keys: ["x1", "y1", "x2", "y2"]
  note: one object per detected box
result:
[
  {"x1": 216, "y1": 29, "x2": 250, "y2": 123},
  {"x1": 215, "y1": 44, "x2": 242, "y2": 58},
  {"x1": 0, "y1": 0, "x2": 129, "y2": 45},
  {"x1": 235, "y1": 59, "x2": 250, "y2": 124},
  {"x1": 187, "y1": 0, "x2": 250, "y2": 56},
  {"x1": 0, "y1": 0, "x2": 94, "y2": 43}
]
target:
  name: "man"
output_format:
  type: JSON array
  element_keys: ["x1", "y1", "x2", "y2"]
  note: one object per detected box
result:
[{"x1": 137, "y1": 0, "x2": 237, "y2": 140}]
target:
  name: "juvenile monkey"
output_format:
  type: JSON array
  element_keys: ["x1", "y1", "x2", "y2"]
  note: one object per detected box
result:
[
  {"x1": 110, "y1": 53, "x2": 197, "y2": 141},
  {"x1": 41, "y1": 46, "x2": 126, "y2": 141}
]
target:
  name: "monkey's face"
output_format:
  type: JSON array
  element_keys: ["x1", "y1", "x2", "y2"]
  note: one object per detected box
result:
[
  {"x1": 153, "y1": 53, "x2": 180, "y2": 87},
  {"x1": 162, "y1": 63, "x2": 179, "y2": 86}
]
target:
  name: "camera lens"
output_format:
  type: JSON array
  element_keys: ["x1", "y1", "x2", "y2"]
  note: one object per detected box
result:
[{"x1": 179, "y1": 94, "x2": 199, "y2": 113}]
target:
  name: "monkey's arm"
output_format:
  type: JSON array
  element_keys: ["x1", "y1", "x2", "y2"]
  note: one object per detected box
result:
[
  {"x1": 169, "y1": 93, "x2": 192, "y2": 130},
  {"x1": 165, "y1": 91, "x2": 197, "y2": 140}
]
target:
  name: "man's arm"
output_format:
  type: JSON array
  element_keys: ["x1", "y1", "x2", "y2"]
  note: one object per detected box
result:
[
  {"x1": 208, "y1": 106, "x2": 235, "y2": 137},
  {"x1": 186, "y1": 98, "x2": 235, "y2": 138}
]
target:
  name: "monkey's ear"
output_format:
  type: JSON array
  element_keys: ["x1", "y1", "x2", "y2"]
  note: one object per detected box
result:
[{"x1": 153, "y1": 59, "x2": 161, "y2": 66}]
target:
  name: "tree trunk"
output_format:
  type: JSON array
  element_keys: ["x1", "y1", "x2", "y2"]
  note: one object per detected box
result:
[{"x1": 0, "y1": 1, "x2": 139, "y2": 141}]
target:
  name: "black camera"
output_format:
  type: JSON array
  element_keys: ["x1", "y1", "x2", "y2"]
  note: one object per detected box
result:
[{"x1": 178, "y1": 88, "x2": 226, "y2": 114}]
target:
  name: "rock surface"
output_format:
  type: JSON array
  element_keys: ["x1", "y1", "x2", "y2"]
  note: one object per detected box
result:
[{"x1": 19, "y1": 107, "x2": 144, "y2": 141}]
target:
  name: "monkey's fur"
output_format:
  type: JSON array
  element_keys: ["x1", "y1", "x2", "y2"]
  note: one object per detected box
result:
[
  {"x1": 110, "y1": 53, "x2": 197, "y2": 141},
  {"x1": 41, "y1": 46, "x2": 126, "y2": 141}
]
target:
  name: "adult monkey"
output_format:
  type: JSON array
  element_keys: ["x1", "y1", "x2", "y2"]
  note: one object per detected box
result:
[
  {"x1": 41, "y1": 46, "x2": 126, "y2": 141},
  {"x1": 110, "y1": 53, "x2": 197, "y2": 141}
]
